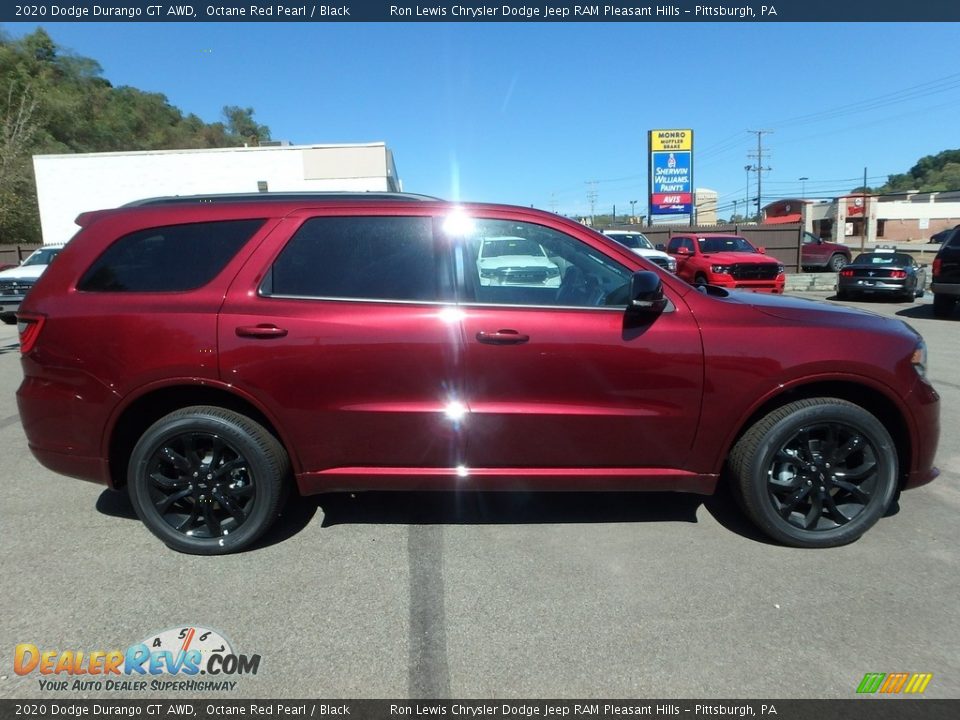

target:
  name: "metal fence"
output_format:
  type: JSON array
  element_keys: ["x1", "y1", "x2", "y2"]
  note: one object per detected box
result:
[
  {"x1": 0, "y1": 244, "x2": 38, "y2": 268},
  {"x1": 604, "y1": 223, "x2": 804, "y2": 273}
]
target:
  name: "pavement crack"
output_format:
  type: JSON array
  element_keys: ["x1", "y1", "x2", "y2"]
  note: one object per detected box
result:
[
  {"x1": 407, "y1": 523, "x2": 450, "y2": 698},
  {"x1": 0, "y1": 414, "x2": 21, "y2": 431}
]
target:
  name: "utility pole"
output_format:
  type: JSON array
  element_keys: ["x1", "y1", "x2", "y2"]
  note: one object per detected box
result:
[
  {"x1": 861, "y1": 167, "x2": 868, "y2": 252},
  {"x1": 586, "y1": 181, "x2": 598, "y2": 226},
  {"x1": 747, "y1": 130, "x2": 773, "y2": 221}
]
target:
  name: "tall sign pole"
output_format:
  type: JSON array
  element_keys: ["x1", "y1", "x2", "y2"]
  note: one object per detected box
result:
[{"x1": 648, "y1": 129, "x2": 694, "y2": 226}]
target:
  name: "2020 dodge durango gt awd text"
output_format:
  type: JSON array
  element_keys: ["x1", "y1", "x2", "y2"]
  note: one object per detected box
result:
[{"x1": 16, "y1": 194, "x2": 940, "y2": 554}]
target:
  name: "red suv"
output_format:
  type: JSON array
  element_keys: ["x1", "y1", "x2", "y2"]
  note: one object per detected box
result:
[
  {"x1": 667, "y1": 233, "x2": 785, "y2": 293},
  {"x1": 16, "y1": 194, "x2": 939, "y2": 554}
]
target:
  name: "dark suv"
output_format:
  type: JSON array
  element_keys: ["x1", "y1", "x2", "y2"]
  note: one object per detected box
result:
[
  {"x1": 17, "y1": 194, "x2": 939, "y2": 554},
  {"x1": 931, "y1": 226, "x2": 960, "y2": 317}
]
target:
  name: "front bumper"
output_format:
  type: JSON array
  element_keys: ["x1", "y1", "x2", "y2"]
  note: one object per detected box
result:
[{"x1": 0, "y1": 294, "x2": 25, "y2": 322}]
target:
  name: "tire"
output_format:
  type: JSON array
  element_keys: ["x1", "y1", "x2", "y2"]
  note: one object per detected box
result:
[
  {"x1": 933, "y1": 293, "x2": 955, "y2": 318},
  {"x1": 0, "y1": 315, "x2": 15, "y2": 325},
  {"x1": 728, "y1": 398, "x2": 898, "y2": 548},
  {"x1": 127, "y1": 406, "x2": 290, "y2": 555},
  {"x1": 694, "y1": 273, "x2": 709, "y2": 288},
  {"x1": 828, "y1": 254, "x2": 847, "y2": 272},
  {"x1": 915, "y1": 286, "x2": 925, "y2": 299},
  {"x1": 835, "y1": 289, "x2": 849, "y2": 300}
]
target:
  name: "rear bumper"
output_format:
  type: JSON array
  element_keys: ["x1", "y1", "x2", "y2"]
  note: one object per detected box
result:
[
  {"x1": 27, "y1": 444, "x2": 111, "y2": 487},
  {"x1": 930, "y1": 282, "x2": 960, "y2": 296},
  {"x1": 839, "y1": 279, "x2": 912, "y2": 294}
]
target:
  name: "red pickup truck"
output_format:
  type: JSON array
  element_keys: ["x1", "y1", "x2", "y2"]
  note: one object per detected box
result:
[{"x1": 666, "y1": 233, "x2": 785, "y2": 293}]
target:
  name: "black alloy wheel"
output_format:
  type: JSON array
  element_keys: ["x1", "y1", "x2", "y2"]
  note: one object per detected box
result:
[
  {"x1": 729, "y1": 398, "x2": 897, "y2": 547},
  {"x1": 128, "y1": 406, "x2": 289, "y2": 554}
]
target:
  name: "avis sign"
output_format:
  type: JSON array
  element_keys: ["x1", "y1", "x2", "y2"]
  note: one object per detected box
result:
[{"x1": 649, "y1": 129, "x2": 693, "y2": 217}]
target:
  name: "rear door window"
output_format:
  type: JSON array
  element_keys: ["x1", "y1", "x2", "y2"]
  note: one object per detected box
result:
[
  {"x1": 261, "y1": 216, "x2": 447, "y2": 302},
  {"x1": 78, "y1": 219, "x2": 264, "y2": 292}
]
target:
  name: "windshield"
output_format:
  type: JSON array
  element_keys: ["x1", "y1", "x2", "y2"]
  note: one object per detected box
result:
[
  {"x1": 611, "y1": 233, "x2": 654, "y2": 250},
  {"x1": 480, "y1": 237, "x2": 545, "y2": 258},
  {"x1": 698, "y1": 236, "x2": 756, "y2": 254},
  {"x1": 22, "y1": 247, "x2": 61, "y2": 267}
]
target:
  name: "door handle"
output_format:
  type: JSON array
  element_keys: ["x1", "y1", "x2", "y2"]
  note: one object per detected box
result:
[
  {"x1": 476, "y1": 329, "x2": 530, "y2": 345},
  {"x1": 235, "y1": 324, "x2": 288, "y2": 339}
]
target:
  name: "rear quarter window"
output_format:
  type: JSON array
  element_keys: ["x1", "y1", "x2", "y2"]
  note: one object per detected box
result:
[{"x1": 78, "y1": 219, "x2": 264, "y2": 292}]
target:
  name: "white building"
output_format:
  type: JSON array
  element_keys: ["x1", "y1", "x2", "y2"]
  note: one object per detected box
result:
[{"x1": 32, "y1": 142, "x2": 401, "y2": 244}]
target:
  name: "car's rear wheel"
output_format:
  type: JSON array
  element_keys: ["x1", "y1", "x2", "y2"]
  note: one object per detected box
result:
[
  {"x1": 127, "y1": 406, "x2": 289, "y2": 555},
  {"x1": 729, "y1": 398, "x2": 897, "y2": 548},
  {"x1": 828, "y1": 254, "x2": 847, "y2": 272},
  {"x1": 933, "y1": 293, "x2": 956, "y2": 318}
]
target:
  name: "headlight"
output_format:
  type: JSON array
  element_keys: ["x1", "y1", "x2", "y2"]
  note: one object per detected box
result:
[
  {"x1": 667, "y1": 258, "x2": 677, "y2": 272},
  {"x1": 911, "y1": 341, "x2": 927, "y2": 379},
  {"x1": 546, "y1": 267, "x2": 560, "y2": 278},
  {"x1": 711, "y1": 265, "x2": 730, "y2": 274},
  {"x1": 777, "y1": 264, "x2": 785, "y2": 274}
]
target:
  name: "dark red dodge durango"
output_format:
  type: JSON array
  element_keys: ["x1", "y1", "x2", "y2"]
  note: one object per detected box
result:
[{"x1": 16, "y1": 193, "x2": 939, "y2": 554}]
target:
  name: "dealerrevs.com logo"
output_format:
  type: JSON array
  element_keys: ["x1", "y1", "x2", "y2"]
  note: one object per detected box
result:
[
  {"x1": 14, "y1": 626, "x2": 261, "y2": 692},
  {"x1": 856, "y1": 672, "x2": 933, "y2": 694}
]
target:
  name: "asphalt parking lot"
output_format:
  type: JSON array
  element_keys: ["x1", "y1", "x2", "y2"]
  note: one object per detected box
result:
[{"x1": 0, "y1": 292, "x2": 957, "y2": 700}]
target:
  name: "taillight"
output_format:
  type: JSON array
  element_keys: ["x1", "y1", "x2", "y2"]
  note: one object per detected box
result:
[
  {"x1": 17, "y1": 313, "x2": 46, "y2": 354},
  {"x1": 933, "y1": 258, "x2": 941, "y2": 276},
  {"x1": 840, "y1": 269, "x2": 854, "y2": 277},
  {"x1": 890, "y1": 270, "x2": 907, "y2": 279}
]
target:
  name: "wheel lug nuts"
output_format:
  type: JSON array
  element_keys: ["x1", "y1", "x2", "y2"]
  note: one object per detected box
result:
[
  {"x1": 193, "y1": 472, "x2": 198, "y2": 478},
  {"x1": 207, "y1": 473, "x2": 213, "y2": 480}
]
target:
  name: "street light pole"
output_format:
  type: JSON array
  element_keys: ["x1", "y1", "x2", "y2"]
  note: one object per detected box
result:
[
  {"x1": 744, "y1": 165, "x2": 753, "y2": 221},
  {"x1": 799, "y1": 176, "x2": 809, "y2": 198},
  {"x1": 630, "y1": 200, "x2": 637, "y2": 224}
]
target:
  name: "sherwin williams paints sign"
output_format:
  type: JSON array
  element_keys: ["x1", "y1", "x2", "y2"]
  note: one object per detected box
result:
[{"x1": 649, "y1": 129, "x2": 693, "y2": 217}]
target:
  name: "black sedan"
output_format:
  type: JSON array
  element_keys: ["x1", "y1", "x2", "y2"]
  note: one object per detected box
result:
[{"x1": 836, "y1": 249, "x2": 927, "y2": 301}]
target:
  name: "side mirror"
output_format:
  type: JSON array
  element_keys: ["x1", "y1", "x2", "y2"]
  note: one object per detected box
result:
[
  {"x1": 655, "y1": 243, "x2": 666, "y2": 251},
  {"x1": 758, "y1": 247, "x2": 766, "y2": 254},
  {"x1": 817, "y1": 238, "x2": 824, "y2": 245},
  {"x1": 673, "y1": 246, "x2": 691, "y2": 256},
  {"x1": 627, "y1": 271, "x2": 667, "y2": 316}
]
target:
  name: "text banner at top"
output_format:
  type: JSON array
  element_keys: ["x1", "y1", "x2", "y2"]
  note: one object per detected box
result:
[{"x1": 4, "y1": 1, "x2": 960, "y2": 23}]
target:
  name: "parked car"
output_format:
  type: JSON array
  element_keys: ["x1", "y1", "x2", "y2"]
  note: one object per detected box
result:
[
  {"x1": 931, "y1": 228, "x2": 960, "y2": 317},
  {"x1": 800, "y1": 231, "x2": 851, "y2": 272},
  {"x1": 17, "y1": 193, "x2": 938, "y2": 554},
  {"x1": 928, "y1": 225, "x2": 959, "y2": 244},
  {"x1": 0, "y1": 244, "x2": 65, "y2": 325},
  {"x1": 665, "y1": 233, "x2": 785, "y2": 293},
  {"x1": 477, "y1": 236, "x2": 561, "y2": 288},
  {"x1": 601, "y1": 230, "x2": 677, "y2": 272},
  {"x1": 837, "y1": 249, "x2": 927, "y2": 301}
]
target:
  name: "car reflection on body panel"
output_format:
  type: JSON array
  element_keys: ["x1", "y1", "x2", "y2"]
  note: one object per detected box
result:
[{"x1": 477, "y1": 236, "x2": 562, "y2": 288}]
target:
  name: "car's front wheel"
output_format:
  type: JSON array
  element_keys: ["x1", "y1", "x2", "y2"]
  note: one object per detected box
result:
[
  {"x1": 729, "y1": 398, "x2": 898, "y2": 548},
  {"x1": 127, "y1": 406, "x2": 289, "y2": 555}
]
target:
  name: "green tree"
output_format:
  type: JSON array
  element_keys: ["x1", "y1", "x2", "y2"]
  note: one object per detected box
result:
[
  {"x1": 875, "y1": 149, "x2": 960, "y2": 193},
  {"x1": 0, "y1": 28, "x2": 272, "y2": 243}
]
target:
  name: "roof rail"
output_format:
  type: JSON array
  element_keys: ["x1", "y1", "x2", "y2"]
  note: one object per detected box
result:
[{"x1": 123, "y1": 191, "x2": 443, "y2": 207}]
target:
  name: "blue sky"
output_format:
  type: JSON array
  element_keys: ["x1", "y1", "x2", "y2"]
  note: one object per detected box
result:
[{"x1": 4, "y1": 21, "x2": 960, "y2": 218}]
